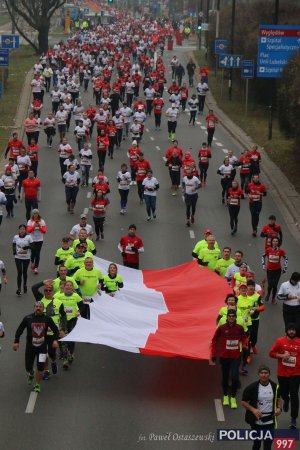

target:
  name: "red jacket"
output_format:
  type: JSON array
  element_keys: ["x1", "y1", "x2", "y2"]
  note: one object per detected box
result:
[
  {"x1": 119, "y1": 234, "x2": 144, "y2": 264},
  {"x1": 269, "y1": 336, "x2": 300, "y2": 377},
  {"x1": 152, "y1": 98, "x2": 164, "y2": 114},
  {"x1": 261, "y1": 223, "x2": 282, "y2": 250},
  {"x1": 198, "y1": 148, "x2": 211, "y2": 165},
  {"x1": 247, "y1": 182, "x2": 267, "y2": 203},
  {"x1": 134, "y1": 159, "x2": 151, "y2": 181},
  {"x1": 96, "y1": 136, "x2": 109, "y2": 152},
  {"x1": 211, "y1": 322, "x2": 248, "y2": 359},
  {"x1": 22, "y1": 178, "x2": 40, "y2": 199},
  {"x1": 264, "y1": 246, "x2": 286, "y2": 271},
  {"x1": 206, "y1": 114, "x2": 218, "y2": 129},
  {"x1": 227, "y1": 187, "x2": 243, "y2": 207},
  {"x1": 6, "y1": 139, "x2": 23, "y2": 159}
]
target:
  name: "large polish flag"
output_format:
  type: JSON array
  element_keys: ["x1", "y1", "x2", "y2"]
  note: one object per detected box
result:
[{"x1": 63, "y1": 257, "x2": 230, "y2": 360}]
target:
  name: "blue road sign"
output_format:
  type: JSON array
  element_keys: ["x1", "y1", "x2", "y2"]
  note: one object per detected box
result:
[
  {"x1": 1, "y1": 34, "x2": 20, "y2": 49},
  {"x1": 0, "y1": 49, "x2": 9, "y2": 67},
  {"x1": 241, "y1": 60, "x2": 254, "y2": 79},
  {"x1": 257, "y1": 25, "x2": 300, "y2": 78},
  {"x1": 215, "y1": 39, "x2": 228, "y2": 55},
  {"x1": 219, "y1": 54, "x2": 242, "y2": 68}
]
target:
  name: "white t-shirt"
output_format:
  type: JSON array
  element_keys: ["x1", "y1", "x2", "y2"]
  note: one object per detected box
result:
[
  {"x1": 27, "y1": 218, "x2": 46, "y2": 242},
  {"x1": 256, "y1": 382, "x2": 274, "y2": 425},
  {"x1": 63, "y1": 171, "x2": 80, "y2": 186},
  {"x1": 278, "y1": 281, "x2": 300, "y2": 306},
  {"x1": 13, "y1": 234, "x2": 33, "y2": 259},
  {"x1": 117, "y1": 171, "x2": 131, "y2": 190},
  {"x1": 142, "y1": 177, "x2": 159, "y2": 196},
  {"x1": 182, "y1": 176, "x2": 200, "y2": 195},
  {"x1": 70, "y1": 223, "x2": 93, "y2": 239},
  {"x1": 79, "y1": 149, "x2": 92, "y2": 166}
]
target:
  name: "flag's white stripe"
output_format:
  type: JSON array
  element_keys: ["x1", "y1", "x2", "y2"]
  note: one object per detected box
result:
[{"x1": 62, "y1": 257, "x2": 168, "y2": 351}]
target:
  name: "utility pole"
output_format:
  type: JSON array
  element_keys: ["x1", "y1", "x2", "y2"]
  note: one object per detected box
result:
[
  {"x1": 228, "y1": 0, "x2": 236, "y2": 101},
  {"x1": 268, "y1": 0, "x2": 279, "y2": 139}
]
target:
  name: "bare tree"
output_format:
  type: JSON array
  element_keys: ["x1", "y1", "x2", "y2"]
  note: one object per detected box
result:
[{"x1": 5, "y1": 0, "x2": 65, "y2": 54}]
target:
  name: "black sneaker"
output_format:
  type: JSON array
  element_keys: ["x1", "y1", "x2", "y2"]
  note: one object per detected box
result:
[
  {"x1": 23, "y1": 286, "x2": 27, "y2": 294},
  {"x1": 290, "y1": 418, "x2": 297, "y2": 429},
  {"x1": 51, "y1": 361, "x2": 58, "y2": 375},
  {"x1": 16, "y1": 290, "x2": 21, "y2": 296}
]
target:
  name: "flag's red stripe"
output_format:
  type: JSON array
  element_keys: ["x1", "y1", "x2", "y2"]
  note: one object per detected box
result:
[{"x1": 141, "y1": 261, "x2": 230, "y2": 360}]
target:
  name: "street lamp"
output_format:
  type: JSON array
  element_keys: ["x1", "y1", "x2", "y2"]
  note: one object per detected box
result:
[{"x1": 228, "y1": 0, "x2": 236, "y2": 101}]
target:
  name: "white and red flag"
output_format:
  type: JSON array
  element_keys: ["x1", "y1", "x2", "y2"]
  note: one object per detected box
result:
[{"x1": 63, "y1": 257, "x2": 229, "y2": 360}]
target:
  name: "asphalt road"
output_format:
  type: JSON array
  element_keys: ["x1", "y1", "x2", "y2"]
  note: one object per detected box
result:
[{"x1": 0, "y1": 40, "x2": 299, "y2": 450}]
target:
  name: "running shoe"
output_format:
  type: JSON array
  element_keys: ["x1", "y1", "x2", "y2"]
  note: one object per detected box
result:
[
  {"x1": 16, "y1": 290, "x2": 21, "y2": 296},
  {"x1": 27, "y1": 372, "x2": 34, "y2": 385},
  {"x1": 42, "y1": 370, "x2": 50, "y2": 380},
  {"x1": 230, "y1": 397, "x2": 237, "y2": 409},
  {"x1": 223, "y1": 395, "x2": 229, "y2": 406},
  {"x1": 33, "y1": 384, "x2": 40, "y2": 393},
  {"x1": 290, "y1": 418, "x2": 297, "y2": 429}
]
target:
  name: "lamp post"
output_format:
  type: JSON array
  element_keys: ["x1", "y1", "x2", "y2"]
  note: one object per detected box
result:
[{"x1": 228, "y1": 0, "x2": 236, "y2": 101}]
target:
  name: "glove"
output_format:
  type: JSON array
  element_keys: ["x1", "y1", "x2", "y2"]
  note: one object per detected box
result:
[
  {"x1": 121, "y1": 252, "x2": 126, "y2": 257},
  {"x1": 133, "y1": 247, "x2": 139, "y2": 253}
]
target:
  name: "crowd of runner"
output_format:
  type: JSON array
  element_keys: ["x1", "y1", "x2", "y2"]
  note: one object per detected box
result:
[{"x1": 0, "y1": 4, "x2": 299, "y2": 442}]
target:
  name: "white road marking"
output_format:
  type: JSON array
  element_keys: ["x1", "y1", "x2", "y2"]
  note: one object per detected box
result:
[
  {"x1": 214, "y1": 399, "x2": 225, "y2": 422},
  {"x1": 213, "y1": 137, "x2": 217, "y2": 141},
  {"x1": 83, "y1": 207, "x2": 89, "y2": 215},
  {"x1": 150, "y1": 136, "x2": 154, "y2": 141},
  {"x1": 196, "y1": 121, "x2": 201, "y2": 125},
  {"x1": 25, "y1": 392, "x2": 38, "y2": 414},
  {"x1": 200, "y1": 126, "x2": 206, "y2": 130},
  {"x1": 156, "y1": 146, "x2": 160, "y2": 151},
  {"x1": 222, "y1": 149, "x2": 228, "y2": 154},
  {"x1": 87, "y1": 192, "x2": 92, "y2": 199},
  {"x1": 182, "y1": 195, "x2": 185, "y2": 202},
  {"x1": 162, "y1": 156, "x2": 167, "y2": 162},
  {"x1": 145, "y1": 128, "x2": 150, "y2": 132},
  {"x1": 189, "y1": 230, "x2": 195, "y2": 239},
  {"x1": 88, "y1": 178, "x2": 92, "y2": 184},
  {"x1": 216, "y1": 142, "x2": 223, "y2": 147}
]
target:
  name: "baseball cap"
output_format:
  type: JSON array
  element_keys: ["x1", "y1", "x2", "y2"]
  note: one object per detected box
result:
[
  {"x1": 132, "y1": 140, "x2": 137, "y2": 145},
  {"x1": 32, "y1": 209, "x2": 40, "y2": 215},
  {"x1": 204, "y1": 228, "x2": 212, "y2": 235},
  {"x1": 80, "y1": 214, "x2": 87, "y2": 219},
  {"x1": 239, "y1": 283, "x2": 247, "y2": 289},
  {"x1": 62, "y1": 237, "x2": 69, "y2": 242},
  {"x1": 5, "y1": 165, "x2": 12, "y2": 171}
]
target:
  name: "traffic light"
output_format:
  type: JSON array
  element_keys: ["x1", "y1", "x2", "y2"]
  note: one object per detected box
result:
[{"x1": 197, "y1": 17, "x2": 202, "y2": 31}]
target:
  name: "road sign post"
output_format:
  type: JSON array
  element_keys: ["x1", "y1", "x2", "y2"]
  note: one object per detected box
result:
[
  {"x1": 215, "y1": 39, "x2": 228, "y2": 78},
  {"x1": 0, "y1": 49, "x2": 9, "y2": 67},
  {"x1": 219, "y1": 54, "x2": 242, "y2": 69},
  {"x1": 241, "y1": 60, "x2": 254, "y2": 117},
  {"x1": 1, "y1": 34, "x2": 20, "y2": 49},
  {"x1": 257, "y1": 25, "x2": 300, "y2": 78}
]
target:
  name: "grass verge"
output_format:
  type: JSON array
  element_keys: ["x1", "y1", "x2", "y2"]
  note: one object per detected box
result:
[
  {"x1": 0, "y1": 14, "x2": 10, "y2": 27},
  {"x1": 194, "y1": 50, "x2": 299, "y2": 194},
  {"x1": 0, "y1": 46, "x2": 36, "y2": 153}
]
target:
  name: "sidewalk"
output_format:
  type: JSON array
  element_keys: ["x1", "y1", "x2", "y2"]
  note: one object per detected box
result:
[{"x1": 177, "y1": 45, "x2": 300, "y2": 246}]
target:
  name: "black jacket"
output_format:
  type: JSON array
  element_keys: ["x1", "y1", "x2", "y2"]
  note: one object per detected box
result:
[{"x1": 242, "y1": 380, "x2": 280, "y2": 427}]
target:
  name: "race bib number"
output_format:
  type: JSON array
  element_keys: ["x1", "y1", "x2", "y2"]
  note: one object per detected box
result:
[
  {"x1": 38, "y1": 353, "x2": 47, "y2": 363},
  {"x1": 226, "y1": 339, "x2": 239, "y2": 350},
  {"x1": 282, "y1": 356, "x2": 296, "y2": 367}
]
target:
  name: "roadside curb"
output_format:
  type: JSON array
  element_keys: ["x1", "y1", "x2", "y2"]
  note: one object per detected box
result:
[{"x1": 189, "y1": 51, "x2": 300, "y2": 246}]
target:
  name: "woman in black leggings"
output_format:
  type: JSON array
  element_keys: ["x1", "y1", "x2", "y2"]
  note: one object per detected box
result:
[{"x1": 12, "y1": 224, "x2": 33, "y2": 296}]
